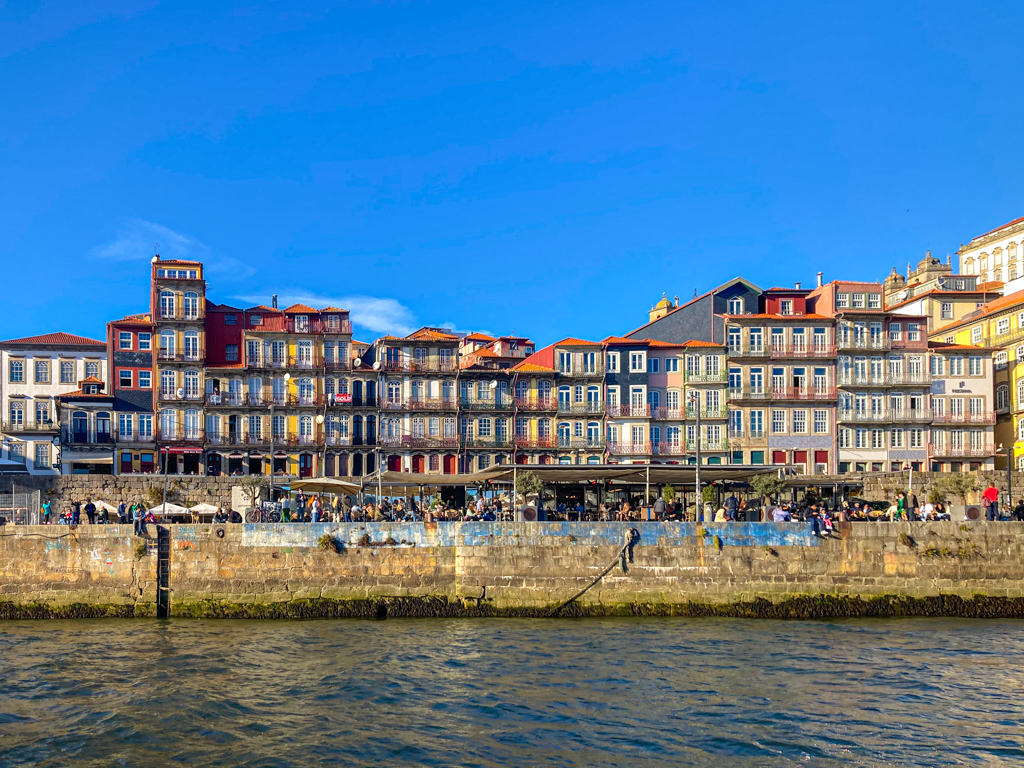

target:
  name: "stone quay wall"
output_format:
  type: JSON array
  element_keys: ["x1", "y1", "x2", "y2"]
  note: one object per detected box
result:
[
  {"x1": 3, "y1": 521, "x2": 1024, "y2": 619},
  {"x1": 0, "y1": 475, "x2": 240, "y2": 511}
]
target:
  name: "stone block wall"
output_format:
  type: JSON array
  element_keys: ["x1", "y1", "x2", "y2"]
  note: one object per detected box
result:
[
  {"x1": 0, "y1": 475, "x2": 239, "y2": 511},
  {"x1": 4, "y1": 521, "x2": 1024, "y2": 618}
]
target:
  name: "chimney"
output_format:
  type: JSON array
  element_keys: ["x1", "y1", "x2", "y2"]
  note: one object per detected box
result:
[
  {"x1": 795, "y1": 281, "x2": 801, "y2": 290},
  {"x1": 674, "y1": 295, "x2": 679, "y2": 307},
  {"x1": 272, "y1": 294, "x2": 278, "y2": 309},
  {"x1": 816, "y1": 271, "x2": 823, "y2": 288}
]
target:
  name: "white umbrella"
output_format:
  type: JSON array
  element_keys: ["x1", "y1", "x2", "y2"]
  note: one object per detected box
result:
[
  {"x1": 189, "y1": 502, "x2": 221, "y2": 515},
  {"x1": 95, "y1": 501, "x2": 120, "y2": 515},
  {"x1": 148, "y1": 502, "x2": 188, "y2": 516}
]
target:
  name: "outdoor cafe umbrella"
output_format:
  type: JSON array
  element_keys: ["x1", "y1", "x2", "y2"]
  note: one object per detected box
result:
[
  {"x1": 147, "y1": 502, "x2": 188, "y2": 516},
  {"x1": 188, "y1": 502, "x2": 221, "y2": 517}
]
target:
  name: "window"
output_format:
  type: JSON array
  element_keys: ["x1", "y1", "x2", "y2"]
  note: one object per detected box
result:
[
  {"x1": 779, "y1": 300, "x2": 793, "y2": 315},
  {"x1": 57, "y1": 360, "x2": 74, "y2": 384},
  {"x1": 889, "y1": 323, "x2": 901, "y2": 341},
  {"x1": 968, "y1": 357, "x2": 983, "y2": 376},
  {"x1": 727, "y1": 296, "x2": 744, "y2": 314},
  {"x1": 941, "y1": 303, "x2": 953, "y2": 320},
  {"x1": 867, "y1": 293, "x2": 881, "y2": 309},
  {"x1": 85, "y1": 361, "x2": 99, "y2": 379},
  {"x1": 836, "y1": 293, "x2": 850, "y2": 308},
  {"x1": 225, "y1": 314, "x2": 237, "y2": 325},
  {"x1": 813, "y1": 410, "x2": 829, "y2": 434},
  {"x1": 138, "y1": 333, "x2": 151, "y2": 350},
  {"x1": 908, "y1": 323, "x2": 920, "y2": 341},
  {"x1": 119, "y1": 332, "x2": 132, "y2": 350},
  {"x1": 225, "y1": 344, "x2": 239, "y2": 362},
  {"x1": 629, "y1": 352, "x2": 646, "y2": 372},
  {"x1": 771, "y1": 410, "x2": 786, "y2": 434},
  {"x1": 478, "y1": 418, "x2": 492, "y2": 437},
  {"x1": 792, "y1": 410, "x2": 807, "y2": 434},
  {"x1": 251, "y1": 314, "x2": 262, "y2": 327},
  {"x1": 9, "y1": 359, "x2": 23, "y2": 383},
  {"x1": 838, "y1": 428, "x2": 852, "y2": 449},
  {"x1": 854, "y1": 429, "x2": 868, "y2": 449},
  {"x1": 995, "y1": 351, "x2": 1008, "y2": 369},
  {"x1": 949, "y1": 357, "x2": 964, "y2": 376},
  {"x1": 119, "y1": 413, "x2": 133, "y2": 438},
  {"x1": 909, "y1": 428, "x2": 924, "y2": 448},
  {"x1": 648, "y1": 357, "x2": 659, "y2": 373},
  {"x1": 852, "y1": 293, "x2": 865, "y2": 309},
  {"x1": 891, "y1": 428, "x2": 904, "y2": 448},
  {"x1": 35, "y1": 443, "x2": 50, "y2": 469},
  {"x1": 138, "y1": 414, "x2": 152, "y2": 438},
  {"x1": 665, "y1": 357, "x2": 679, "y2": 373},
  {"x1": 139, "y1": 371, "x2": 151, "y2": 388},
  {"x1": 34, "y1": 359, "x2": 50, "y2": 383},
  {"x1": 119, "y1": 370, "x2": 132, "y2": 388},
  {"x1": 997, "y1": 386, "x2": 1009, "y2": 410},
  {"x1": 971, "y1": 327, "x2": 982, "y2": 344},
  {"x1": 930, "y1": 355, "x2": 944, "y2": 376},
  {"x1": 871, "y1": 429, "x2": 884, "y2": 449},
  {"x1": 998, "y1": 318, "x2": 1010, "y2": 335}
]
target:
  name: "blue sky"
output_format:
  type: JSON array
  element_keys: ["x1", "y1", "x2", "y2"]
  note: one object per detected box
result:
[{"x1": 2, "y1": 1, "x2": 1023, "y2": 345}]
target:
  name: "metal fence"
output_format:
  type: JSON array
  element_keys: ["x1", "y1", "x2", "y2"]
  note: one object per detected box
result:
[{"x1": 0, "y1": 485, "x2": 41, "y2": 525}]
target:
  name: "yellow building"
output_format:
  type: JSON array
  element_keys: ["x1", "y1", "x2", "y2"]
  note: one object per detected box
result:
[{"x1": 930, "y1": 289, "x2": 1024, "y2": 469}]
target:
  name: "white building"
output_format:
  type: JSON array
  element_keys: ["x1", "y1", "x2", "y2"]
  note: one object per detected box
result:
[
  {"x1": 0, "y1": 332, "x2": 107, "y2": 474},
  {"x1": 927, "y1": 342, "x2": 996, "y2": 472},
  {"x1": 959, "y1": 216, "x2": 1024, "y2": 286}
]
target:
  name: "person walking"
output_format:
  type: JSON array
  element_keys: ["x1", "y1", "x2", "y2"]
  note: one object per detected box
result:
[
  {"x1": 983, "y1": 484, "x2": 999, "y2": 521},
  {"x1": 133, "y1": 503, "x2": 145, "y2": 536},
  {"x1": 724, "y1": 493, "x2": 739, "y2": 521},
  {"x1": 71, "y1": 499, "x2": 81, "y2": 526},
  {"x1": 118, "y1": 500, "x2": 127, "y2": 524},
  {"x1": 84, "y1": 500, "x2": 96, "y2": 525},
  {"x1": 41, "y1": 499, "x2": 52, "y2": 525},
  {"x1": 906, "y1": 489, "x2": 920, "y2": 522}
]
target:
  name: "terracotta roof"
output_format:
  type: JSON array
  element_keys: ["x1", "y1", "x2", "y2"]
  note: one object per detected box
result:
[
  {"x1": 80, "y1": 375, "x2": 104, "y2": 384},
  {"x1": 555, "y1": 337, "x2": 600, "y2": 347},
  {"x1": 0, "y1": 332, "x2": 105, "y2": 347},
  {"x1": 245, "y1": 305, "x2": 282, "y2": 313},
  {"x1": 156, "y1": 258, "x2": 202, "y2": 265},
  {"x1": 602, "y1": 336, "x2": 640, "y2": 346},
  {"x1": 971, "y1": 215, "x2": 1024, "y2": 241},
  {"x1": 885, "y1": 288, "x2": 1001, "y2": 311},
  {"x1": 464, "y1": 333, "x2": 496, "y2": 342},
  {"x1": 512, "y1": 362, "x2": 555, "y2": 373},
  {"x1": 57, "y1": 390, "x2": 111, "y2": 400},
  {"x1": 644, "y1": 339, "x2": 689, "y2": 348},
  {"x1": 408, "y1": 328, "x2": 459, "y2": 341},
  {"x1": 351, "y1": 340, "x2": 369, "y2": 347},
  {"x1": 111, "y1": 316, "x2": 152, "y2": 327},
  {"x1": 681, "y1": 340, "x2": 724, "y2": 348},
  {"x1": 205, "y1": 362, "x2": 245, "y2": 369},
  {"x1": 471, "y1": 348, "x2": 499, "y2": 358},
  {"x1": 932, "y1": 289, "x2": 1024, "y2": 334},
  {"x1": 976, "y1": 281, "x2": 1005, "y2": 291},
  {"x1": 927, "y1": 341, "x2": 992, "y2": 351},
  {"x1": 319, "y1": 306, "x2": 347, "y2": 313},
  {"x1": 283, "y1": 303, "x2": 318, "y2": 314},
  {"x1": 823, "y1": 280, "x2": 884, "y2": 287}
]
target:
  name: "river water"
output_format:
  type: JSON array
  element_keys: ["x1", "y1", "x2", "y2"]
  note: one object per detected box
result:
[{"x1": 1, "y1": 618, "x2": 1022, "y2": 767}]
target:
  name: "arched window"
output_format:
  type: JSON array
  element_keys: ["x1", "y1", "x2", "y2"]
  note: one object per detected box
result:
[
  {"x1": 979, "y1": 254, "x2": 989, "y2": 271},
  {"x1": 995, "y1": 351, "x2": 1008, "y2": 369},
  {"x1": 72, "y1": 410, "x2": 88, "y2": 440},
  {"x1": 997, "y1": 385, "x2": 1009, "y2": 410},
  {"x1": 387, "y1": 380, "x2": 402, "y2": 403},
  {"x1": 964, "y1": 257, "x2": 975, "y2": 272},
  {"x1": 183, "y1": 330, "x2": 199, "y2": 360},
  {"x1": 1016, "y1": 345, "x2": 1024, "y2": 362},
  {"x1": 299, "y1": 415, "x2": 314, "y2": 443},
  {"x1": 1017, "y1": 379, "x2": 1024, "y2": 409},
  {"x1": 557, "y1": 422, "x2": 571, "y2": 446},
  {"x1": 728, "y1": 296, "x2": 744, "y2": 314},
  {"x1": 298, "y1": 377, "x2": 315, "y2": 404},
  {"x1": 159, "y1": 290, "x2": 175, "y2": 318},
  {"x1": 558, "y1": 385, "x2": 571, "y2": 407},
  {"x1": 160, "y1": 330, "x2": 176, "y2": 356},
  {"x1": 183, "y1": 291, "x2": 199, "y2": 319},
  {"x1": 96, "y1": 411, "x2": 111, "y2": 440},
  {"x1": 587, "y1": 421, "x2": 601, "y2": 444}
]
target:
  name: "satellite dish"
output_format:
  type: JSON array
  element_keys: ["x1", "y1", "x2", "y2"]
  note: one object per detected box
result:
[
  {"x1": 372, "y1": 361, "x2": 381, "y2": 370},
  {"x1": 353, "y1": 359, "x2": 362, "y2": 367},
  {"x1": 315, "y1": 414, "x2": 324, "y2": 424},
  {"x1": 176, "y1": 387, "x2": 185, "y2": 399},
  {"x1": 489, "y1": 380, "x2": 498, "y2": 389},
  {"x1": 897, "y1": 290, "x2": 908, "y2": 301}
]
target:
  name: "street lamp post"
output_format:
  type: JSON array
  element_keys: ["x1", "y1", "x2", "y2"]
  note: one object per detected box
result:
[
  {"x1": 688, "y1": 389, "x2": 702, "y2": 520},
  {"x1": 268, "y1": 372, "x2": 291, "y2": 507}
]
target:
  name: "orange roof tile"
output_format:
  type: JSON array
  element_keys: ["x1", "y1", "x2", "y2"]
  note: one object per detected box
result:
[
  {"x1": 976, "y1": 281, "x2": 1004, "y2": 291},
  {"x1": 682, "y1": 340, "x2": 724, "y2": 348},
  {"x1": 319, "y1": 306, "x2": 347, "y2": 313},
  {"x1": 0, "y1": 332, "x2": 105, "y2": 347},
  {"x1": 928, "y1": 341, "x2": 992, "y2": 351},
  {"x1": 555, "y1": 337, "x2": 600, "y2": 346},
  {"x1": 80, "y1": 375, "x2": 104, "y2": 384},
  {"x1": 283, "y1": 303, "x2": 318, "y2": 314},
  {"x1": 245, "y1": 305, "x2": 282, "y2": 313},
  {"x1": 933, "y1": 289, "x2": 1024, "y2": 334},
  {"x1": 465, "y1": 332, "x2": 496, "y2": 342},
  {"x1": 601, "y1": 336, "x2": 638, "y2": 345},
  {"x1": 512, "y1": 362, "x2": 555, "y2": 373}
]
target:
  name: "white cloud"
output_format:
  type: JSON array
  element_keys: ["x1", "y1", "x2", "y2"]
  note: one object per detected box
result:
[
  {"x1": 91, "y1": 219, "x2": 255, "y2": 277},
  {"x1": 234, "y1": 292, "x2": 417, "y2": 337}
]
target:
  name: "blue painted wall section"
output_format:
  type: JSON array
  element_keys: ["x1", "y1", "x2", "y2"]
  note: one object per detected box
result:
[{"x1": 238, "y1": 522, "x2": 820, "y2": 549}]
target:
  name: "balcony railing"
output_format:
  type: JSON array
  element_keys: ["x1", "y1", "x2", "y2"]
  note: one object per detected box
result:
[
  {"x1": 555, "y1": 402, "x2": 604, "y2": 415},
  {"x1": 325, "y1": 433, "x2": 352, "y2": 447},
  {"x1": 836, "y1": 337, "x2": 889, "y2": 351},
  {"x1": 157, "y1": 308, "x2": 203, "y2": 321},
  {"x1": 62, "y1": 430, "x2": 115, "y2": 445},
  {"x1": 684, "y1": 371, "x2": 729, "y2": 383},
  {"x1": 514, "y1": 396, "x2": 556, "y2": 411},
  {"x1": 247, "y1": 354, "x2": 322, "y2": 370},
  {"x1": 381, "y1": 359, "x2": 458, "y2": 373},
  {"x1": 205, "y1": 392, "x2": 245, "y2": 407},
  {"x1": 838, "y1": 409, "x2": 932, "y2": 423},
  {"x1": 460, "y1": 436, "x2": 514, "y2": 449},
  {"x1": 461, "y1": 396, "x2": 513, "y2": 411},
  {"x1": 157, "y1": 349, "x2": 204, "y2": 363},
  {"x1": 154, "y1": 426, "x2": 205, "y2": 443},
  {"x1": 727, "y1": 345, "x2": 770, "y2": 357},
  {"x1": 285, "y1": 318, "x2": 353, "y2": 335},
  {"x1": 606, "y1": 404, "x2": 651, "y2": 418},
  {"x1": 769, "y1": 387, "x2": 837, "y2": 401},
  {"x1": 555, "y1": 366, "x2": 603, "y2": 378},
  {"x1": 556, "y1": 437, "x2": 604, "y2": 449},
  {"x1": 889, "y1": 338, "x2": 929, "y2": 351},
  {"x1": 158, "y1": 389, "x2": 204, "y2": 403},
  {"x1": 651, "y1": 442, "x2": 687, "y2": 456},
  {"x1": 606, "y1": 442, "x2": 651, "y2": 455},
  {"x1": 766, "y1": 344, "x2": 837, "y2": 359},
  {"x1": 3, "y1": 420, "x2": 59, "y2": 433},
  {"x1": 380, "y1": 435, "x2": 460, "y2": 449},
  {"x1": 931, "y1": 412, "x2": 995, "y2": 425},
  {"x1": 727, "y1": 387, "x2": 771, "y2": 401},
  {"x1": 115, "y1": 432, "x2": 154, "y2": 444},
  {"x1": 324, "y1": 359, "x2": 353, "y2": 372},
  {"x1": 928, "y1": 443, "x2": 995, "y2": 458},
  {"x1": 514, "y1": 436, "x2": 558, "y2": 448}
]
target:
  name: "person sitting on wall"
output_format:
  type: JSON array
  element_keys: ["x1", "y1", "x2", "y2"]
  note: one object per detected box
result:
[
  {"x1": 772, "y1": 506, "x2": 792, "y2": 522},
  {"x1": 229, "y1": 508, "x2": 243, "y2": 523}
]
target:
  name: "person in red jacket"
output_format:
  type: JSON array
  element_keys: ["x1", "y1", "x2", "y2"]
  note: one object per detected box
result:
[{"x1": 982, "y1": 484, "x2": 999, "y2": 521}]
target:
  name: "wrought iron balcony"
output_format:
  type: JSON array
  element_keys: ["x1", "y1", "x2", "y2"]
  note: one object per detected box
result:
[
  {"x1": 514, "y1": 396, "x2": 556, "y2": 411},
  {"x1": 381, "y1": 358, "x2": 458, "y2": 373},
  {"x1": 154, "y1": 426, "x2": 205, "y2": 443},
  {"x1": 838, "y1": 409, "x2": 931, "y2": 424},
  {"x1": 769, "y1": 387, "x2": 837, "y2": 401},
  {"x1": 461, "y1": 396, "x2": 513, "y2": 411},
  {"x1": 727, "y1": 387, "x2": 771, "y2": 401},
  {"x1": 556, "y1": 437, "x2": 604, "y2": 449},
  {"x1": 651, "y1": 442, "x2": 687, "y2": 456},
  {"x1": 555, "y1": 401, "x2": 604, "y2": 415},
  {"x1": 3, "y1": 420, "x2": 59, "y2": 434},
  {"x1": 460, "y1": 436, "x2": 514, "y2": 449},
  {"x1": 931, "y1": 412, "x2": 995, "y2": 425},
  {"x1": 380, "y1": 435, "x2": 460, "y2": 449},
  {"x1": 606, "y1": 441, "x2": 651, "y2": 455},
  {"x1": 158, "y1": 389, "x2": 204, "y2": 403},
  {"x1": 606, "y1": 404, "x2": 650, "y2": 418},
  {"x1": 686, "y1": 438, "x2": 729, "y2": 452},
  {"x1": 157, "y1": 349, "x2": 204, "y2": 363},
  {"x1": 684, "y1": 371, "x2": 729, "y2": 383},
  {"x1": 514, "y1": 436, "x2": 557, "y2": 448},
  {"x1": 928, "y1": 443, "x2": 995, "y2": 458}
]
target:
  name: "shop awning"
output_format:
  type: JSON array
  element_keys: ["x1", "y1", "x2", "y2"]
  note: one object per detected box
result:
[
  {"x1": 62, "y1": 453, "x2": 114, "y2": 464},
  {"x1": 289, "y1": 478, "x2": 362, "y2": 495}
]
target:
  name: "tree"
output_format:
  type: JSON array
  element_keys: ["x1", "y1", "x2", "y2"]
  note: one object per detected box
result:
[
  {"x1": 515, "y1": 470, "x2": 544, "y2": 503},
  {"x1": 662, "y1": 484, "x2": 676, "y2": 503},
  {"x1": 932, "y1": 473, "x2": 979, "y2": 506},
  {"x1": 749, "y1": 474, "x2": 787, "y2": 505},
  {"x1": 237, "y1": 476, "x2": 268, "y2": 509}
]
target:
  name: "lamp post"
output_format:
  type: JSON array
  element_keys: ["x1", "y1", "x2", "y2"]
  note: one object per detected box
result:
[
  {"x1": 688, "y1": 389, "x2": 702, "y2": 520},
  {"x1": 268, "y1": 372, "x2": 290, "y2": 506}
]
